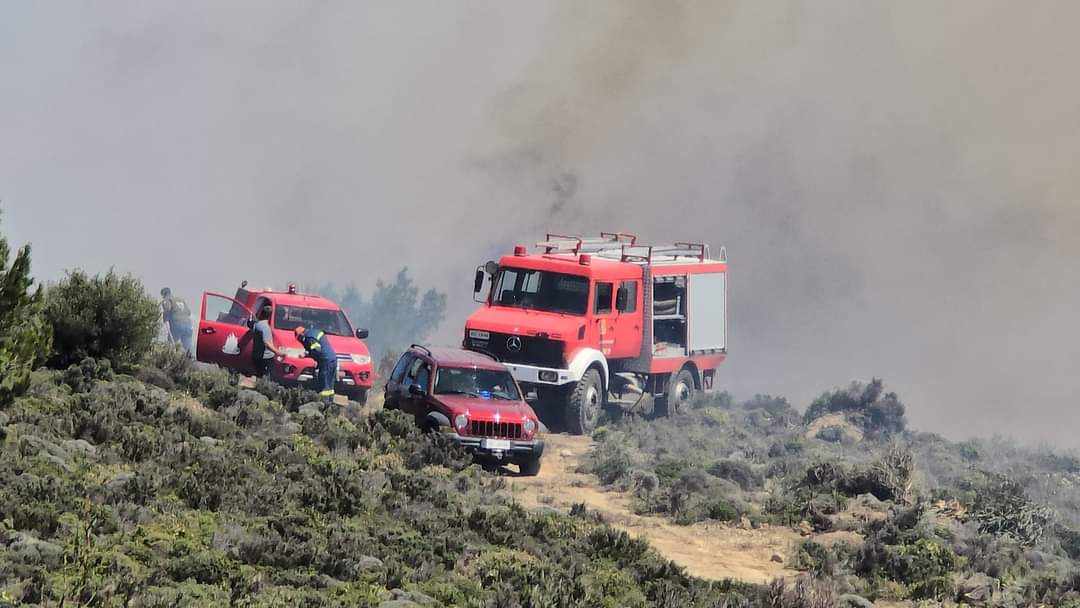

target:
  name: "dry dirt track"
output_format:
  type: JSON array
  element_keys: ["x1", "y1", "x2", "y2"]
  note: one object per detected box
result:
[{"x1": 509, "y1": 433, "x2": 802, "y2": 584}]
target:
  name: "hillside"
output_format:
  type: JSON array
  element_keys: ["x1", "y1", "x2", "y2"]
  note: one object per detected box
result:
[
  {"x1": 4, "y1": 349, "x2": 1080, "y2": 607},
  {"x1": 0, "y1": 349, "x2": 773, "y2": 608}
]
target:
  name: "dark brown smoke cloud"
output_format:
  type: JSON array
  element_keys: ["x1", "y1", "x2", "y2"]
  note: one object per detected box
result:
[{"x1": 3, "y1": 2, "x2": 1077, "y2": 443}]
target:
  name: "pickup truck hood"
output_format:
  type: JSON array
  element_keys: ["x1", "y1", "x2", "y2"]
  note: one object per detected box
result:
[
  {"x1": 466, "y1": 306, "x2": 583, "y2": 340},
  {"x1": 274, "y1": 331, "x2": 371, "y2": 358},
  {"x1": 435, "y1": 394, "x2": 538, "y2": 421}
]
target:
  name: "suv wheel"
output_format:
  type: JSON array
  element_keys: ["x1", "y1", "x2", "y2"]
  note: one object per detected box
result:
[
  {"x1": 519, "y1": 456, "x2": 542, "y2": 476},
  {"x1": 566, "y1": 368, "x2": 603, "y2": 435}
]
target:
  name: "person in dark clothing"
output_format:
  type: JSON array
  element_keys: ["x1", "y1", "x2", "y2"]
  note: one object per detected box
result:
[
  {"x1": 250, "y1": 305, "x2": 281, "y2": 377},
  {"x1": 294, "y1": 326, "x2": 337, "y2": 399}
]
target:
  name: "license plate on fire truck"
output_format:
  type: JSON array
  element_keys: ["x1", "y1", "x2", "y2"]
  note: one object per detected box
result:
[{"x1": 481, "y1": 438, "x2": 511, "y2": 451}]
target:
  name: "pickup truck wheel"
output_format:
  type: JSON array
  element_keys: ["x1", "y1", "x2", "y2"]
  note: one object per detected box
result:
[
  {"x1": 662, "y1": 369, "x2": 696, "y2": 417},
  {"x1": 566, "y1": 368, "x2": 603, "y2": 435},
  {"x1": 518, "y1": 456, "x2": 542, "y2": 476}
]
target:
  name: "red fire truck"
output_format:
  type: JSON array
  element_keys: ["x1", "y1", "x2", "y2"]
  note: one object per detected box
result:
[{"x1": 464, "y1": 233, "x2": 727, "y2": 434}]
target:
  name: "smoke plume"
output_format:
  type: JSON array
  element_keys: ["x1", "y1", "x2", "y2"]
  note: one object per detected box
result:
[{"x1": 2, "y1": 2, "x2": 1078, "y2": 443}]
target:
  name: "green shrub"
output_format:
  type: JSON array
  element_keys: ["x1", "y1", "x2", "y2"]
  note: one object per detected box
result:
[
  {"x1": 707, "y1": 459, "x2": 762, "y2": 491},
  {"x1": 137, "y1": 341, "x2": 192, "y2": 389},
  {"x1": 43, "y1": 269, "x2": 159, "y2": 371}
]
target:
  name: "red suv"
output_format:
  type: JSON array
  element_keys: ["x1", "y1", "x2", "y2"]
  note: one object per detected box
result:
[{"x1": 384, "y1": 345, "x2": 545, "y2": 475}]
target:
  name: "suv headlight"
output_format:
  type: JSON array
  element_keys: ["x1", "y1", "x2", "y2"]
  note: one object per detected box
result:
[
  {"x1": 454, "y1": 414, "x2": 469, "y2": 431},
  {"x1": 523, "y1": 418, "x2": 537, "y2": 435},
  {"x1": 282, "y1": 348, "x2": 306, "y2": 359},
  {"x1": 350, "y1": 353, "x2": 371, "y2": 365}
]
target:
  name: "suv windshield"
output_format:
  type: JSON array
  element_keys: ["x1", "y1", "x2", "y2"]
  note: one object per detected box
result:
[
  {"x1": 492, "y1": 268, "x2": 589, "y2": 315},
  {"x1": 273, "y1": 305, "x2": 353, "y2": 336},
  {"x1": 434, "y1": 367, "x2": 521, "y2": 401}
]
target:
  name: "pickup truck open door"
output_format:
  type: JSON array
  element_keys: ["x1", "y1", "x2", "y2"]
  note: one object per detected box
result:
[{"x1": 196, "y1": 292, "x2": 256, "y2": 373}]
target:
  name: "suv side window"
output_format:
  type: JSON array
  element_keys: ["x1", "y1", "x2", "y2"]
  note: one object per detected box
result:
[
  {"x1": 390, "y1": 354, "x2": 413, "y2": 383},
  {"x1": 415, "y1": 363, "x2": 431, "y2": 391},
  {"x1": 406, "y1": 357, "x2": 432, "y2": 390},
  {"x1": 595, "y1": 282, "x2": 613, "y2": 314}
]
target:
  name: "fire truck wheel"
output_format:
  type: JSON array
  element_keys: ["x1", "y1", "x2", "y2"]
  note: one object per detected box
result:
[
  {"x1": 663, "y1": 369, "x2": 696, "y2": 417},
  {"x1": 567, "y1": 368, "x2": 603, "y2": 435},
  {"x1": 518, "y1": 456, "x2": 542, "y2": 476}
]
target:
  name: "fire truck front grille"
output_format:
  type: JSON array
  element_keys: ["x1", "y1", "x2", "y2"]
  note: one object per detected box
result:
[
  {"x1": 474, "y1": 332, "x2": 564, "y2": 368},
  {"x1": 470, "y1": 420, "x2": 523, "y2": 439}
]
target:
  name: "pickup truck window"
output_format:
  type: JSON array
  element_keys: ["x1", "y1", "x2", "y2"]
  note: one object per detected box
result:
[{"x1": 273, "y1": 305, "x2": 353, "y2": 336}]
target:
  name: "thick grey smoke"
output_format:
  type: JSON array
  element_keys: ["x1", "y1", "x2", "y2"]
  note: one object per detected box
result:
[{"x1": 3, "y1": 2, "x2": 1078, "y2": 443}]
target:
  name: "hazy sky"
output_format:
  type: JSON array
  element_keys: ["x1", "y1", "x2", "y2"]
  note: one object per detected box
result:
[{"x1": 3, "y1": 2, "x2": 1078, "y2": 445}]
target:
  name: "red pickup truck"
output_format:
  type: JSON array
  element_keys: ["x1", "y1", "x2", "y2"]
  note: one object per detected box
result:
[{"x1": 195, "y1": 284, "x2": 375, "y2": 403}]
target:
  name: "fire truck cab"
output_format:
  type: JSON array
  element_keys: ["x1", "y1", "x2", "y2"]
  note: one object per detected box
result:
[{"x1": 464, "y1": 233, "x2": 727, "y2": 434}]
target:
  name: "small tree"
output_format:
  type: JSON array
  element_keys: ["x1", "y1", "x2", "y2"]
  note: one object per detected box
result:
[
  {"x1": 0, "y1": 211, "x2": 53, "y2": 403},
  {"x1": 44, "y1": 269, "x2": 160, "y2": 371},
  {"x1": 316, "y1": 267, "x2": 447, "y2": 365}
]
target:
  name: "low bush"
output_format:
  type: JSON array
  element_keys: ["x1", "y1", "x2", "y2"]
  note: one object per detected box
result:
[{"x1": 804, "y1": 378, "x2": 907, "y2": 436}]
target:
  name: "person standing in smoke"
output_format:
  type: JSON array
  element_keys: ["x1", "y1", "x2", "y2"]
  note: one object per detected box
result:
[
  {"x1": 250, "y1": 305, "x2": 282, "y2": 378},
  {"x1": 160, "y1": 287, "x2": 193, "y2": 354}
]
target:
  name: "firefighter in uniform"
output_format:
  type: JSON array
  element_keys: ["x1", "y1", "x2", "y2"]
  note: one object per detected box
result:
[{"x1": 294, "y1": 326, "x2": 337, "y2": 400}]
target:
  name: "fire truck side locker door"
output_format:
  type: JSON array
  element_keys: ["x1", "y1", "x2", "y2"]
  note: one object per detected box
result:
[
  {"x1": 196, "y1": 292, "x2": 257, "y2": 373},
  {"x1": 688, "y1": 272, "x2": 726, "y2": 352}
]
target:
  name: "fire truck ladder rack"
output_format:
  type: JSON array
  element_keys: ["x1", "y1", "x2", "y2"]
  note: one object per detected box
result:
[
  {"x1": 612, "y1": 242, "x2": 727, "y2": 265},
  {"x1": 536, "y1": 233, "x2": 726, "y2": 264},
  {"x1": 537, "y1": 232, "x2": 637, "y2": 254}
]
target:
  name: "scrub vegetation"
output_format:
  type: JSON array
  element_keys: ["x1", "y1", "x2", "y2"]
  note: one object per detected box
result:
[
  {"x1": 582, "y1": 381, "x2": 1080, "y2": 606},
  {"x1": 0, "y1": 346, "x2": 773, "y2": 607}
]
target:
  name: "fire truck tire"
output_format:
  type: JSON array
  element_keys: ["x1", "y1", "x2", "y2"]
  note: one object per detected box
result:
[
  {"x1": 661, "y1": 368, "x2": 696, "y2": 417},
  {"x1": 566, "y1": 368, "x2": 603, "y2": 435},
  {"x1": 518, "y1": 456, "x2": 542, "y2": 476}
]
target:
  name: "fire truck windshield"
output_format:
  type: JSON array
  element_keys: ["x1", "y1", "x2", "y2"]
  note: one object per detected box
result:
[
  {"x1": 273, "y1": 306, "x2": 353, "y2": 336},
  {"x1": 492, "y1": 267, "x2": 589, "y2": 315}
]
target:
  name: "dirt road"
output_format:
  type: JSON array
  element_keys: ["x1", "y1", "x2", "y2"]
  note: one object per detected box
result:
[{"x1": 509, "y1": 433, "x2": 801, "y2": 584}]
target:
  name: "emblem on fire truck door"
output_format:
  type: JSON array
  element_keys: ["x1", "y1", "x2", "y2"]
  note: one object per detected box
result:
[{"x1": 507, "y1": 336, "x2": 522, "y2": 352}]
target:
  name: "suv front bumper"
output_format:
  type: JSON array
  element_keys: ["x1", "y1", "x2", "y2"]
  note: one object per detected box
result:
[{"x1": 446, "y1": 433, "x2": 545, "y2": 461}]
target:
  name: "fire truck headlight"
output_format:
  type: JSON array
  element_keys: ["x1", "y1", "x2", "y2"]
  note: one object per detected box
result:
[
  {"x1": 350, "y1": 354, "x2": 371, "y2": 365},
  {"x1": 523, "y1": 418, "x2": 537, "y2": 435},
  {"x1": 454, "y1": 414, "x2": 469, "y2": 431}
]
